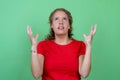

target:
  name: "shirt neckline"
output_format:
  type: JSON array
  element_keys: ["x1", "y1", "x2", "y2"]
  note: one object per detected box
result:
[{"x1": 50, "y1": 39, "x2": 75, "y2": 46}]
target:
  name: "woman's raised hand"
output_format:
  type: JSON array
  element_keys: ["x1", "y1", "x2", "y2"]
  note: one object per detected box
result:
[
  {"x1": 83, "y1": 24, "x2": 97, "y2": 46},
  {"x1": 27, "y1": 25, "x2": 39, "y2": 47}
]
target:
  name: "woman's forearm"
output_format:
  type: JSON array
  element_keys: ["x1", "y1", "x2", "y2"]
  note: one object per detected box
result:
[
  {"x1": 80, "y1": 24, "x2": 97, "y2": 78},
  {"x1": 80, "y1": 45, "x2": 92, "y2": 78},
  {"x1": 31, "y1": 46, "x2": 43, "y2": 79}
]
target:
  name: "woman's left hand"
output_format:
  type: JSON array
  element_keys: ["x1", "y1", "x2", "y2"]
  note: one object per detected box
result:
[{"x1": 83, "y1": 24, "x2": 97, "y2": 46}]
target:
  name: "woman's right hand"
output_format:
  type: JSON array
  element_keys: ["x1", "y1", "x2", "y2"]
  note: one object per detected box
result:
[
  {"x1": 27, "y1": 25, "x2": 39, "y2": 48},
  {"x1": 27, "y1": 26, "x2": 43, "y2": 78}
]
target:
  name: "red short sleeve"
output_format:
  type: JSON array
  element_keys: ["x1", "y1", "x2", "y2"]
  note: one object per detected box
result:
[
  {"x1": 79, "y1": 41, "x2": 86, "y2": 55},
  {"x1": 37, "y1": 41, "x2": 45, "y2": 55}
]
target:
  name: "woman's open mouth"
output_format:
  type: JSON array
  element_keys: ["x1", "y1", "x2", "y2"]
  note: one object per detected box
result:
[{"x1": 58, "y1": 26, "x2": 64, "y2": 30}]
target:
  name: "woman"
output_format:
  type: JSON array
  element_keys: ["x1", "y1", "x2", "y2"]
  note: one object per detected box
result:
[{"x1": 27, "y1": 8, "x2": 97, "y2": 80}]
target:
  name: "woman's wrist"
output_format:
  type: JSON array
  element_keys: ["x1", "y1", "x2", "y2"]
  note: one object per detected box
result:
[
  {"x1": 86, "y1": 43, "x2": 92, "y2": 48},
  {"x1": 31, "y1": 45, "x2": 37, "y2": 54},
  {"x1": 31, "y1": 49, "x2": 37, "y2": 54}
]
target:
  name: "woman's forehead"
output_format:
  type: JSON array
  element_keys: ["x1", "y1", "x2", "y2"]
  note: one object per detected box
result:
[{"x1": 53, "y1": 11, "x2": 68, "y2": 17}]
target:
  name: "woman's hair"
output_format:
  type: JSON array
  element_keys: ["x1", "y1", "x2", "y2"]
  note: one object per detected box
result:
[{"x1": 45, "y1": 8, "x2": 73, "y2": 40}]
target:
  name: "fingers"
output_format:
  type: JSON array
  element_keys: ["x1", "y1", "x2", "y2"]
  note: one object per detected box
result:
[
  {"x1": 27, "y1": 25, "x2": 30, "y2": 33},
  {"x1": 27, "y1": 25, "x2": 33, "y2": 38},
  {"x1": 27, "y1": 25, "x2": 33, "y2": 34},
  {"x1": 35, "y1": 34, "x2": 39, "y2": 40},
  {"x1": 92, "y1": 24, "x2": 97, "y2": 35},
  {"x1": 90, "y1": 24, "x2": 97, "y2": 36},
  {"x1": 83, "y1": 34, "x2": 87, "y2": 39}
]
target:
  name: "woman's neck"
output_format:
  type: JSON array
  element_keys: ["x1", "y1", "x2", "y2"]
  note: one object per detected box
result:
[{"x1": 54, "y1": 34, "x2": 71, "y2": 45}]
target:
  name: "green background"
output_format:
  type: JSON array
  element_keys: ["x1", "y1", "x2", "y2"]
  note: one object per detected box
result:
[{"x1": 0, "y1": 0, "x2": 120, "y2": 80}]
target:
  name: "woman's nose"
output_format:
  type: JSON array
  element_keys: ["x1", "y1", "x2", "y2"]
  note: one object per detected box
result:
[{"x1": 59, "y1": 19, "x2": 63, "y2": 24}]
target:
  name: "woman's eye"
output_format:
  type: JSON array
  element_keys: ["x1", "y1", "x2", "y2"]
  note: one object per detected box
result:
[
  {"x1": 55, "y1": 17, "x2": 58, "y2": 20},
  {"x1": 63, "y1": 17, "x2": 67, "y2": 21}
]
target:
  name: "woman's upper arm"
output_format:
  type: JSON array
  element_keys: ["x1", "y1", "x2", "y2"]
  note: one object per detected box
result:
[
  {"x1": 38, "y1": 54, "x2": 44, "y2": 63},
  {"x1": 79, "y1": 55, "x2": 84, "y2": 71},
  {"x1": 38, "y1": 54, "x2": 44, "y2": 60},
  {"x1": 38, "y1": 54, "x2": 44, "y2": 71}
]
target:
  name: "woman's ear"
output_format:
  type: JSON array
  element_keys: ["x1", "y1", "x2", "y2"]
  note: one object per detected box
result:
[
  {"x1": 68, "y1": 26, "x2": 70, "y2": 29},
  {"x1": 50, "y1": 25, "x2": 53, "y2": 29},
  {"x1": 50, "y1": 24, "x2": 53, "y2": 28}
]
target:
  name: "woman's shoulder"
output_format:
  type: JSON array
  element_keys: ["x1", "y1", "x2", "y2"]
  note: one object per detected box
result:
[
  {"x1": 73, "y1": 39, "x2": 85, "y2": 44},
  {"x1": 38, "y1": 39, "x2": 51, "y2": 44},
  {"x1": 72, "y1": 39, "x2": 86, "y2": 48}
]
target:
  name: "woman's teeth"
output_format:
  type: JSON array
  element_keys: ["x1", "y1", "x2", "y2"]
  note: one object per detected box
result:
[{"x1": 58, "y1": 26, "x2": 64, "y2": 30}]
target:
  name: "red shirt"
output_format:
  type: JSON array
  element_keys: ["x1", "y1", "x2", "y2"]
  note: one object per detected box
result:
[{"x1": 37, "y1": 39, "x2": 86, "y2": 80}]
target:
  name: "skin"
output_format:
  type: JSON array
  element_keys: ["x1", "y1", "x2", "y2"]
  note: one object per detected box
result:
[
  {"x1": 27, "y1": 26, "x2": 44, "y2": 78},
  {"x1": 51, "y1": 11, "x2": 71, "y2": 45},
  {"x1": 27, "y1": 10, "x2": 97, "y2": 79},
  {"x1": 79, "y1": 25, "x2": 97, "y2": 78}
]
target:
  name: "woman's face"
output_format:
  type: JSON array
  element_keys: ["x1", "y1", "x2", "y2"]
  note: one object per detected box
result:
[{"x1": 51, "y1": 11, "x2": 70, "y2": 36}]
